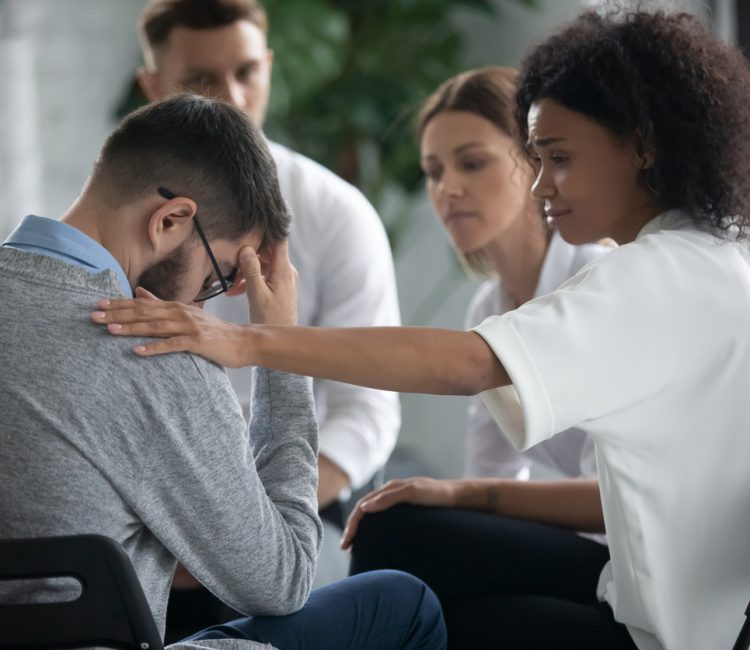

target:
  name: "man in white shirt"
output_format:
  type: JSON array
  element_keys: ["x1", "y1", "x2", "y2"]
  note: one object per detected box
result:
[
  {"x1": 137, "y1": 0, "x2": 400, "y2": 520},
  {"x1": 135, "y1": 0, "x2": 400, "y2": 635}
]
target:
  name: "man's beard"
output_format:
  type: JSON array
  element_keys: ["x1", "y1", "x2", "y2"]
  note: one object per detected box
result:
[{"x1": 136, "y1": 240, "x2": 191, "y2": 301}]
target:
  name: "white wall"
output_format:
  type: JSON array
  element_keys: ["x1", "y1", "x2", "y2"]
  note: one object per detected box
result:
[{"x1": 0, "y1": 0, "x2": 146, "y2": 238}]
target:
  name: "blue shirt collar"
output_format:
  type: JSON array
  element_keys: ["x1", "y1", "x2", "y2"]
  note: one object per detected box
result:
[{"x1": 3, "y1": 215, "x2": 132, "y2": 296}]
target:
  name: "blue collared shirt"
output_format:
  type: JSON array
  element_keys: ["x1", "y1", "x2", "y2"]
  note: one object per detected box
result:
[{"x1": 2, "y1": 215, "x2": 132, "y2": 296}]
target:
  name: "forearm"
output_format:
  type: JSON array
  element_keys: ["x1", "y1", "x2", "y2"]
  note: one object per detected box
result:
[
  {"x1": 244, "y1": 368, "x2": 322, "y2": 612},
  {"x1": 246, "y1": 325, "x2": 510, "y2": 395},
  {"x1": 453, "y1": 478, "x2": 605, "y2": 533}
]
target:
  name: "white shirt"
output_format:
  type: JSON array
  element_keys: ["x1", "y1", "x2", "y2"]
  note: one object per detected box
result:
[
  {"x1": 464, "y1": 231, "x2": 610, "y2": 481},
  {"x1": 473, "y1": 210, "x2": 750, "y2": 650},
  {"x1": 209, "y1": 141, "x2": 401, "y2": 490}
]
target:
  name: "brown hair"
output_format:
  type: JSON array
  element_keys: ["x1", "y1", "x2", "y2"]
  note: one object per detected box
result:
[
  {"x1": 140, "y1": 0, "x2": 268, "y2": 67},
  {"x1": 418, "y1": 67, "x2": 538, "y2": 276},
  {"x1": 91, "y1": 94, "x2": 289, "y2": 244}
]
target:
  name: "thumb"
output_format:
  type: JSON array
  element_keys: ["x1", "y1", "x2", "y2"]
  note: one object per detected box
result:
[
  {"x1": 134, "y1": 286, "x2": 161, "y2": 301},
  {"x1": 238, "y1": 247, "x2": 263, "y2": 287}
]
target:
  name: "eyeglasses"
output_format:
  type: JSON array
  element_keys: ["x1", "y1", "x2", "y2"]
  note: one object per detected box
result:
[{"x1": 158, "y1": 187, "x2": 237, "y2": 302}]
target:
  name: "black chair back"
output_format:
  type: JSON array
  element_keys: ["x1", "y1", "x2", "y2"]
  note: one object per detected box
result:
[
  {"x1": 0, "y1": 534, "x2": 163, "y2": 649},
  {"x1": 733, "y1": 600, "x2": 750, "y2": 650}
]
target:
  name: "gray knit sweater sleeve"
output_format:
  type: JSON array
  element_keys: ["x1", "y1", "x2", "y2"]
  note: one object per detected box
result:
[{"x1": 133, "y1": 363, "x2": 322, "y2": 617}]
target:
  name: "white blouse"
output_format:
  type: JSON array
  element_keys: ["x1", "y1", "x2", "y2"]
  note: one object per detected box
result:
[
  {"x1": 464, "y1": 231, "x2": 611, "y2": 481},
  {"x1": 474, "y1": 211, "x2": 750, "y2": 650}
]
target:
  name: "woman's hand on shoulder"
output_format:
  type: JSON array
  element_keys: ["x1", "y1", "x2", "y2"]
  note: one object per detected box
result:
[
  {"x1": 340, "y1": 477, "x2": 460, "y2": 550},
  {"x1": 90, "y1": 240, "x2": 298, "y2": 366},
  {"x1": 90, "y1": 288, "x2": 254, "y2": 368}
]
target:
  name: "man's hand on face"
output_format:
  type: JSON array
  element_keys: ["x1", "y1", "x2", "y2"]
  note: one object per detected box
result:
[{"x1": 234, "y1": 240, "x2": 298, "y2": 326}]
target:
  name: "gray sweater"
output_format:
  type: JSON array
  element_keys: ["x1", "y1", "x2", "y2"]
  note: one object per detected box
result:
[{"x1": 0, "y1": 247, "x2": 322, "y2": 646}]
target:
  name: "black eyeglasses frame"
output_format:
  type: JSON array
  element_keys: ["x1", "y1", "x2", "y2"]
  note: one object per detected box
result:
[{"x1": 157, "y1": 187, "x2": 236, "y2": 302}]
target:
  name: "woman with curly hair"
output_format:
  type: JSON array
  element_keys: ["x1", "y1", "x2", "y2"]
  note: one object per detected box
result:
[{"x1": 94, "y1": 6, "x2": 750, "y2": 649}]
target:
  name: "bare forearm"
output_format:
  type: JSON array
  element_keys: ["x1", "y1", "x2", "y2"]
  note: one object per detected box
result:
[
  {"x1": 246, "y1": 325, "x2": 509, "y2": 395},
  {"x1": 454, "y1": 478, "x2": 604, "y2": 533}
]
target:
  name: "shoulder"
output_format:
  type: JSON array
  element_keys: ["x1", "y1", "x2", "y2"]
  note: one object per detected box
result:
[
  {"x1": 268, "y1": 140, "x2": 377, "y2": 221},
  {"x1": 552, "y1": 224, "x2": 745, "y2": 308}
]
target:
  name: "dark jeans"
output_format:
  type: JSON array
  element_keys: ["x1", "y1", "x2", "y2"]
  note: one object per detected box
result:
[
  {"x1": 165, "y1": 504, "x2": 346, "y2": 643},
  {"x1": 183, "y1": 569, "x2": 447, "y2": 649},
  {"x1": 350, "y1": 504, "x2": 637, "y2": 650}
]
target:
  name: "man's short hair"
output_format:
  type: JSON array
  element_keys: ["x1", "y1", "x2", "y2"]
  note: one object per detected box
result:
[
  {"x1": 91, "y1": 93, "x2": 289, "y2": 243},
  {"x1": 140, "y1": 0, "x2": 268, "y2": 67}
]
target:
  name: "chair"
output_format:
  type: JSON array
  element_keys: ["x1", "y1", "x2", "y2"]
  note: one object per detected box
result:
[
  {"x1": 0, "y1": 534, "x2": 163, "y2": 649},
  {"x1": 733, "y1": 600, "x2": 750, "y2": 650}
]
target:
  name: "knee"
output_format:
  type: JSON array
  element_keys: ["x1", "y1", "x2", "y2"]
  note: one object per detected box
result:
[
  {"x1": 352, "y1": 569, "x2": 445, "y2": 639},
  {"x1": 350, "y1": 504, "x2": 420, "y2": 572},
  {"x1": 369, "y1": 568, "x2": 428, "y2": 596},
  {"x1": 364, "y1": 570, "x2": 442, "y2": 616},
  {"x1": 370, "y1": 570, "x2": 446, "y2": 648}
]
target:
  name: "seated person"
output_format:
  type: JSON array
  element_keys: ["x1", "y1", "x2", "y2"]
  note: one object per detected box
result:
[{"x1": 0, "y1": 94, "x2": 445, "y2": 650}]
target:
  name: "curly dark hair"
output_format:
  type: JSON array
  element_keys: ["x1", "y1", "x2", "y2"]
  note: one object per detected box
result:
[{"x1": 515, "y1": 6, "x2": 750, "y2": 238}]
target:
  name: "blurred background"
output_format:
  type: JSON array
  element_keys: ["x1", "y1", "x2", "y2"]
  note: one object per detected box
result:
[{"x1": 0, "y1": 0, "x2": 741, "y2": 479}]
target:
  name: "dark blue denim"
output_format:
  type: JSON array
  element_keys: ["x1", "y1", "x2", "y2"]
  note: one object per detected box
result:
[{"x1": 183, "y1": 569, "x2": 446, "y2": 649}]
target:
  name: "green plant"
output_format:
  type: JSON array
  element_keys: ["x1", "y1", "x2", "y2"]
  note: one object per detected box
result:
[{"x1": 262, "y1": 0, "x2": 537, "y2": 249}]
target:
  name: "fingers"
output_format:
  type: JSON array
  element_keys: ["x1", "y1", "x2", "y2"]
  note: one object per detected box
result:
[
  {"x1": 134, "y1": 287, "x2": 161, "y2": 301},
  {"x1": 266, "y1": 240, "x2": 291, "y2": 271},
  {"x1": 238, "y1": 246, "x2": 264, "y2": 289},
  {"x1": 104, "y1": 319, "x2": 194, "y2": 338},
  {"x1": 133, "y1": 335, "x2": 192, "y2": 357},
  {"x1": 91, "y1": 300, "x2": 187, "y2": 326},
  {"x1": 359, "y1": 484, "x2": 411, "y2": 513},
  {"x1": 341, "y1": 505, "x2": 366, "y2": 550},
  {"x1": 340, "y1": 480, "x2": 410, "y2": 551},
  {"x1": 240, "y1": 241, "x2": 297, "y2": 326},
  {"x1": 91, "y1": 307, "x2": 164, "y2": 327},
  {"x1": 259, "y1": 240, "x2": 297, "y2": 285}
]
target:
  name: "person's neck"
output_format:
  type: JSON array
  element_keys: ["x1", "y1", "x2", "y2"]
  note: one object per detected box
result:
[
  {"x1": 483, "y1": 209, "x2": 551, "y2": 308},
  {"x1": 612, "y1": 200, "x2": 665, "y2": 244},
  {"x1": 59, "y1": 192, "x2": 137, "y2": 289}
]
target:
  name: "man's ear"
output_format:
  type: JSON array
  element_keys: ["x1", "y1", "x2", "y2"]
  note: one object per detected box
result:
[
  {"x1": 137, "y1": 66, "x2": 164, "y2": 101},
  {"x1": 146, "y1": 196, "x2": 197, "y2": 255}
]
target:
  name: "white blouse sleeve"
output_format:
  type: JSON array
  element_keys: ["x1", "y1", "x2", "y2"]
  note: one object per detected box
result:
[
  {"x1": 463, "y1": 280, "x2": 529, "y2": 478},
  {"x1": 472, "y1": 242, "x2": 682, "y2": 450}
]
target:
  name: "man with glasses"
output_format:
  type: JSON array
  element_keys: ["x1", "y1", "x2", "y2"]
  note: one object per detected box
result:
[{"x1": 0, "y1": 94, "x2": 445, "y2": 649}]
